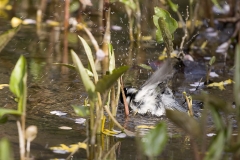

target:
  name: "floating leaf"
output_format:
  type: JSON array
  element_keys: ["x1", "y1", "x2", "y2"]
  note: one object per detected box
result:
[
  {"x1": 141, "y1": 123, "x2": 168, "y2": 157},
  {"x1": 207, "y1": 79, "x2": 234, "y2": 90},
  {"x1": 58, "y1": 126, "x2": 72, "y2": 130},
  {"x1": 95, "y1": 66, "x2": 129, "y2": 94},
  {"x1": 153, "y1": 7, "x2": 178, "y2": 42},
  {"x1": 72, "y1": 105, "x2": 89, "y2": 117},
  {"x1": 50, "y1": 142, "x2": 87, "y2": 153},
  {"x1": 166, "y1": 110, "x2": 200, "y2": 137},
  {"x1": 9, "y1": 56, "x2": 27, "y2": 98}
]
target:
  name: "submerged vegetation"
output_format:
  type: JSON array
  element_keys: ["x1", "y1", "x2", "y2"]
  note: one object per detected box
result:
[{"x1": 0, "y1": 0, "x2": 240, "y2": 159}]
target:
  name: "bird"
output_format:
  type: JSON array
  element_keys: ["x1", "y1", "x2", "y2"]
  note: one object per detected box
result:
[{"x1": 121, "y1": 59, "x2": 188, "y2": 117}]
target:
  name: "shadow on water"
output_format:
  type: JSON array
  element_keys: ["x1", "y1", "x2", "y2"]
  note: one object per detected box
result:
[{"x1": 0, "y1": 1, "x2": 237, "y2": 159}]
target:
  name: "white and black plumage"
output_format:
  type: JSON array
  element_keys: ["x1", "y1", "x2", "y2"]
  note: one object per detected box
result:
[{"x1": 122, "y1": 60, "x2": 187, "y2": 117}]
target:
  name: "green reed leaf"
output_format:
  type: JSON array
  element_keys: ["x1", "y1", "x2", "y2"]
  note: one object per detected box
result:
[
  {"x1": 0, "y1": 138, "x2": 13, "y2": 160},
  {"x1": 9, "y1": 55, "x2": 27, "y2": 98},
  {"x1": 166, "y1": 110, "x2": 200, "y2": 137},
  {"x1": 78, "y1": 36, "x2": 98, "y2": 82},
  {"x1": 71, "y1": 50, "x2": 96, "y2": 100},
  {"x1": 141, "y1": 122, "x2": 168, "y2": 157},
  {"x1": 72, "y1": 105, "x2": 89, "y2": 117},
  {"x1": 153, "y1": 7, "x2": 178, "y2": 43},
  {"x1": 95, "y1": 66, "x2": 128, "y2": 94}
]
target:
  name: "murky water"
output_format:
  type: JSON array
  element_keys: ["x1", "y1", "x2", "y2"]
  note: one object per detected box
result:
[{"x1": 0, "y1": 1, "x2": 237, "y2": 159}]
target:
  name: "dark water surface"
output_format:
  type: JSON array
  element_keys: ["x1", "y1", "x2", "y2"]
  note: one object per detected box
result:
[{"x1": 0, "y1": 2, "x2": 237, "y2": 159}]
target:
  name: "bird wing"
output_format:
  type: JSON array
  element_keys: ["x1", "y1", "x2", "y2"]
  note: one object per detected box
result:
[{"x1": 141, "y1": 60, "x2": 174, "y2": 88}]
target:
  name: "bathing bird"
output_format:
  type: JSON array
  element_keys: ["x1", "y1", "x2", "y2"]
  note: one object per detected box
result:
[{"x1": 122, "y1": 59, "x2": 187, "y2": 116}]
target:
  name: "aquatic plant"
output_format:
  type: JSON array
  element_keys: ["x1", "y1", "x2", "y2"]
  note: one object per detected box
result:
[
  {"x1": 0, "y1": 56, "x2": 38, "y2": 160},
  {"x1": 71, "y1": 36, "x2": 134, "y2": 158},
  {"x1": 153, "y1": 7, "x2": 178, "y2": 59},
  {"x1": 165, "y1": 44, "x2": 240, "y2": 159}
]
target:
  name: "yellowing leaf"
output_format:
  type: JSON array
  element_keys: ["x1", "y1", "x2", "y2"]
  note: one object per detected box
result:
[
  {"x1": 46, "y1": 20, "x2": 60, "y2": 27},
  {"x1": 136, "y1": 125, "x2": 155, "y2": 129},
  {"x1": 0, "y1": 0, "x2": 8, "y2": 8},
  {"x1": 223, "y1": 79, "x2": 234, "y2": 85},
  {"x1": 159, "y1": 50, "x2": 177, "y2": 60},
  {"x1": 77, "y1": 142, "x2": 87, "y2": 149},
  {"x1": 207, "y1": 79, "x2": 234, "y2": 90},
  {"x1": 208, "y1": 82, "x2": 225, "y2": 90},
  {"x1": 102, "y1": 129, "x2": 119, "y2": 136},
  {"x1": 50, "y1": 142, "x2": 87, "y2": 153},
  {"x1": 200, "y1": 41, "x2": 208, "y2": 49},
  {"x1": 11, "y1": 17, "x2": 22, "y2": 28},
  {"x1": 141, "y1": 36, "x2": 152, "y2": 41},
  {"x1": 101, "y1": 116, "x2": 119, "y2": 136}
]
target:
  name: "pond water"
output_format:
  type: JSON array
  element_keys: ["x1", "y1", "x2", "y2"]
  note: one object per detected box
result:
[{"x1": 0, "y1": 1, "x2": 237, "y2": 160}]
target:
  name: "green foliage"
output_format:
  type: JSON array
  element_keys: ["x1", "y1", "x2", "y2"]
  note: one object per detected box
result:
[
  {"x1": 138, "y1": 64, "x2": 152, "y2": 70},
  {"x1": 9, "y1": 55, "x2": 27, "y2": 98},
  {"x1": 95, "y1": 66, "x2": 129, "y2": 94},
  {"x1": 0, "y1": 55, "x2": 27, "y2": 121},
  {"x1": 0, "y1": 138, "x2": 13, "y2": 160},
  {"x1": 119, "y1": 0, "x2": 136, "y2": 10},
  {"x1": 166, "y1": 110, "x2": 200, "y2": 137},
  {"x1": 0, "y1": 109, "x2": 21, "y2": 118},
  {"x1": 78, "y1": 36, "x2": 98, "y2": 82},
  {"x1": 193, "y1": 92, "x2": 234, "y2": 158},
  {"x1": 0, "y1": 115, "x2": 8, "y2": 124},
  {"x1": 153, "y1": 7, "x2": 178, "y2": 42},
  {"x1": 108, "y1": 44, "x2": 115, "y2": 74},
  {"x1": 204, "y1": 131, "x2": 225, "y2": 160},
  {"x1": 71, "y1": 50, "x2": 96, "y2": 100},
  {"x1": 141, "y1": 123, "x2": 168, "y2": 157},
  {"x1": 72, "y1": 105, "x2": 90, "y2": 117},
  {"x1": 0, "y1": 27, "x2": 20, "y2": 53},
  {"x1": 234, "y1": 44, "x2": 240, "y2": 109},
  {"x1": 53, "y1": 63, "x2": 93, "y2": 77},
  {"x1": 194, "y1": 93, "x2": 233, "y2": 114},
  {"x1": 70, "y1": 0, "x2": 80, "y2": 13},
  {"x1": 211, "y1": 0, "x2": 222, "y2": 9},
  {"x1": 167, "y1": 0, "x2": 178, "y2": 12},
  {"x1": 209, "y1": 56, "x2": 216, "y2": 66}
]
